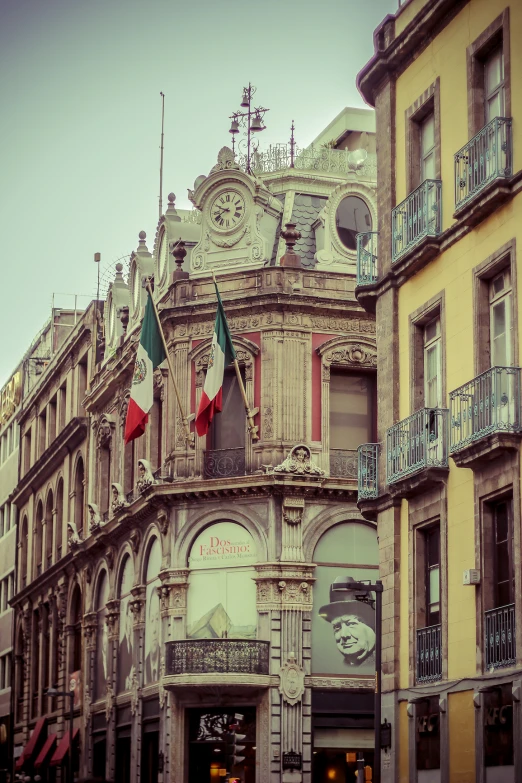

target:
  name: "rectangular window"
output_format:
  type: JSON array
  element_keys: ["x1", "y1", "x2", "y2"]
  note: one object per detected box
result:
[
  {"x1": 425, "y1": 525, "x2": 441, "y2": 626},
  {"x1": 23, "y1": 429, "x2": 31, "y2": 474},
  {"x1": 484, "y1": 47, "x2": 505, "y2": 122},
  {"x1": 489, "y1": 270, "x2": 512, "y2": 366},
  {"x1": 424, "y1": 318, "x2": 442, "y2": 408},
  {"x1": 0, "y1": 507, "x2": 3, "y2": 539},
  {"x1": 211, "y1": 368, "x2": 246, "y2": 450},
  {"x1": 329, "y1": 371, "x2": 375, "y2": 450},
  {"x1": 420, "y1": 113, "x2": 435, "y2": 182},
  {"x1": 492, "y1": 498, "x2": 514, "y2": 608},
  {"x1": 467, "y1": 11, "x2": 510, "y2": 137}
]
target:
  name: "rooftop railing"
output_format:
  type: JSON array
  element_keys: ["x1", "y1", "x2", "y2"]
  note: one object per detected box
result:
[
  {"x1": 484, "y1": 604, "x2": 516, "y2": 670},
  {"x1": 356, "y1": 232, "x2": 379, "y2": 286},
  {"x1": 387, "y1": 407, "x2": 449, "y2": 484},
  {"x1": 392, "y1": 180, "x2": 442, "y2": 263},
  {"x1": 246, "y1": 143, "x2": 377, "y2": 178},
  {"x1": 449, "y1": 366, "x2": 521, "y2": 452},
  {"x1": 455, "y1": 117, "x2": 512, "y2": 210},
  {"x1": 357, "y1": 443, "x2": 379, "y2": 500}
]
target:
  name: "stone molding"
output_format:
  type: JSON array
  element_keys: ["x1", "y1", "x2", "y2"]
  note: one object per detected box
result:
[{"x1": 279, "y1": 653, "x2": 306, "y2": 706}]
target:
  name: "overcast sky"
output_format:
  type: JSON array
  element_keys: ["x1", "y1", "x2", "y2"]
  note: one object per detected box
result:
[{"x1": 0, "y1": 0, "x2": 396, "y2": 386}]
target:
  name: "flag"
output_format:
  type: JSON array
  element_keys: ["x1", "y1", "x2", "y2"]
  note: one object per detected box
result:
[
  {"x1": 195, "y1": 283, "x2": 236, "y2": 436},
  {"x1": 124, "y1": 293, "x2": 166, "y2": 444}
]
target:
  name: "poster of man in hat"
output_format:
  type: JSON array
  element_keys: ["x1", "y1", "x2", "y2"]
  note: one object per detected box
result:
[{"x1": 312, "y1": 571, "x2": 377, "y2": 675}]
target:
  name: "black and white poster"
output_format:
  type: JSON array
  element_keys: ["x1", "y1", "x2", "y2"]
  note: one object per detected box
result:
[
  {"x1": 118, "y1": 556, "x2": 135, "y2": 693},
  {"x1": 144, "y1": 539, "x2": 161, "y2": 684}
]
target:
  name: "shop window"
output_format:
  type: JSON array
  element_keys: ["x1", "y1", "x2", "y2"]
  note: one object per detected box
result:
[
  {"x1": 312, "y1": 522, "x2": 378, "y2": 676},
  {"x1": 117, "y1": 556, "x2": 135, "y2": 693},
  {"x1": 484, "y1": 684, "x2": 513, "y2": 769},
  {"x1": 187, "y1": 522, "x2": 257, "y2": 640},
  {"x1": 116, "y1": 705, "x2": 132, "y2": 783},
  {"x1": 141, "y1": 699, "x2": 161, "y2": 783},
  {"x1": 92, "y1": 712, "x2": 107, "y2": 779},
  {"x1": 329, "y1": 371, "x2": 375, "y2": 450},
  {"x1": 188, "y1": 707, "x2": 256, "y2": 783},
  {"x1": 416, "y1": 696, "x2": 440, "y2": 774}
]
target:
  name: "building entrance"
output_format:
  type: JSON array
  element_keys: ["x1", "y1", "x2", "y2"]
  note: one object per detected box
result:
[{"x1": 188, "y1": 707, "x2": 256, "y2": 783}]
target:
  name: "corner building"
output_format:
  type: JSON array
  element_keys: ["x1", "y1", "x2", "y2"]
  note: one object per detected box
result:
[
  {"x1": 357, "y1": 2, "x2": 522, "y2": 782},
  {"x1": 12, "y1": 110, "x2": 385, "y2": 783}
]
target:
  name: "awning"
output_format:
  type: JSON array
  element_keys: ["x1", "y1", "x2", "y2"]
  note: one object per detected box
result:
[
  {"x1": 49, "y1": 727, "x2": 79, "y2": 767},
  {"x1": 34, "y1": 734, "x2": 57, "y2": 769},
  {"x1": 15, "y1": 717, "x2": 47, "y2": 769}
]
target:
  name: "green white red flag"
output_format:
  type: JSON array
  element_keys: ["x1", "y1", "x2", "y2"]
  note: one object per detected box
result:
[
  {"x1": 195, "y1": 283, "x2": 236, "y2": 436},
  {"x1": 124, "y1": 293, "x2": 166, "y2": 444}
]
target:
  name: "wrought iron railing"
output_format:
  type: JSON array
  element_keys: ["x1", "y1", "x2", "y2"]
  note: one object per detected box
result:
[
  {"x1": 449, "y1": 366, "x2": 521, "y2": 452},
  {"x1": 484, "y1": 604, "x2": 516, "y2": 670},
  {"x1": 387, "y1": 408, "x2": 449, "y2": 484},
  {"x1": 392, "y1": 179, "x2": 442, "y2": 263},
  {"x1": 329, "y1": 449, "x2": 358, "y2": 478},
  {"x1": 416, "y1": 624, "x2": 442, "y2": 682},
  {"x1": 357, "y1": 443, "x2": 379, "y2": 500},
  {"x1": 455, "y1": 117, "x2": 512, "y2": 210},
  {"x1": 204, "y1": 447, "x2": 246, "y2": 479},
  {"x1": 245, "y1": 143, "x2": 377, "y2": 178},
  {"x1": 165, "y1": 639, "x2": 270, "y2": 675},
  {"x1": 356, "y1": 232, "x2": 378, "y2": 286}
]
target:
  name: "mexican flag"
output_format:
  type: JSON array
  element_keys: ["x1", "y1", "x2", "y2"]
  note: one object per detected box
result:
[
  {"x1": 195, "y1": 283, "x2": 236, "y2": 436},
  {"x1": 124, "y1": 293, "x2": 166, "y2": 444}
]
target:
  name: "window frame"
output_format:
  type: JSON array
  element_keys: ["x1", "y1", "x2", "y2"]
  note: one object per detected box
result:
[
  {"x1": 467, "y1": 9, "x2": 511, "y2": 137},
  {"x1": 405, "y1": 78, "x2": 441, "y2": 194},
  {"x1": 409, "y1": 293, "x2": 446, "y2": 414}
]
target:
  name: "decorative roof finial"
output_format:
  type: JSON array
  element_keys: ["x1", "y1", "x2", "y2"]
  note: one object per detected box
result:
[{"x1": 280, "y1": 223, "x2": 302, "y2": 268}]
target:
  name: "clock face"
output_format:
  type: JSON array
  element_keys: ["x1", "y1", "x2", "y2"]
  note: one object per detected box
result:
[
  {"x1": 210, "y1": 190, "x2": 245, "y2": 230},
  {"x1": 158, "y1": 231, "x2": 168, "y2": 281}
]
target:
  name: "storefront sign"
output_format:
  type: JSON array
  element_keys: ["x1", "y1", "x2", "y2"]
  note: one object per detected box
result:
[
  {"x1": 0, "y1": 371, "x2": 22, "y2": 425},
  {"x1": 282, "y1": 752, "x2": 302, "y2": 770},
  {"x1": 189, "y1": 522, "x2": 257, "y2": 569}
]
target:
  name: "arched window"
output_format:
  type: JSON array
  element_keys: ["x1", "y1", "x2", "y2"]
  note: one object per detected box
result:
[
  {"x1": 70, "y1": 584, "x2": 83, "y2": 673},
  {"x1": 94, "y1": 570, "x2": 110, "y2": 701},
  {"x1": 31, "y1": 609, "x2": 40, "y2": 718},
  {"x1": 35, "y1": 501, "x2": 44, "y2": 578},
  {"x1": 187, "y1": 522, "x2": 257, "y2": 640},
  {"x1": 55, "y1": 479, "x2": 64, "y2": 560},
  {"x1": 144, "y1": 540, "x2": 161, "y2": 685},
  {"x1": 45, "y1": 490, "x2": 53, "y2": 570},
  {"x1": 117, "y1": 556, "x2": 135, "y2": 693},
  {"x1": 15, "y1": 625, "x2": 24, "y2": 724},
  {"x1": 20, "y1": 516, "x2": 28, "y2": 589},
  {"x1": 74, "y1": 458, "x2": 85, "y2": 535},
  {"x1": 312, "y1": 522, "x2": 378, "y2": 676}
]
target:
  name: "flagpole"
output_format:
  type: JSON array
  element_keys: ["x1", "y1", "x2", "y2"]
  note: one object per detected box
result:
[
  {"x1": 211, "y1": 271, "x2": 259, "y2": 442},
  {"x1": 145, "y1": 279, "x2": 195, "y2": 449}
]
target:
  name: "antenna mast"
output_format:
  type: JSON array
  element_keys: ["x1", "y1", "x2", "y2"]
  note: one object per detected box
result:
[{"x1": 159, "y1": 92, "x2": 165, "y2": 218}]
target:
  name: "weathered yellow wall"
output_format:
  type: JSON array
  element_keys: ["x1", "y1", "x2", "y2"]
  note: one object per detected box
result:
[
  {"x1": 399, "y1": 700, "x2": 410, "y2": 783},
  {"x1": 400, "y1": 499, "x2": 410, "y2": 689},
  {"x1": 448, "y1": 691, "x2": 475, "y2": 782}
]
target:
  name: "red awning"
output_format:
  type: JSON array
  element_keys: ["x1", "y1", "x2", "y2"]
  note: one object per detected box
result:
[
  {"x1": 34, "y1": 734, "x2": 57, "y2": 769},
  {"x1": 16, "y1": 717, "x2": 47, "y2": 769},
  {"x1": 49, "y1": 727, "x2": 79, "y2": 767}
]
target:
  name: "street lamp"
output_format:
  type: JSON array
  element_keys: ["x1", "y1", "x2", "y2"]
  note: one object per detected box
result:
[
  {"x1": 336, "y1": 577, "x2": 384, "y2": 783},
  {"x1": 228, "y1": 83, "x2": 269, "y2": 174},
  {"x1": 46, "y1": 687, "x2": 74, "y2": 783}
]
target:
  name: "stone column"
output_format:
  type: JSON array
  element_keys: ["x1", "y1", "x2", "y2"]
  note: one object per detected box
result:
[
  {"x1": 130, "y1": 586, "x2": 146, "y2": 782},
  {"x1": 171, "y1": 339, "x2": 191, "y2": 476},
  {"x1": 105, "y1": 600, "x2": 119, "y2": 782}
]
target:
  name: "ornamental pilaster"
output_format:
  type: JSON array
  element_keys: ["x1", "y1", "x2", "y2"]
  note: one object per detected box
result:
[
  {"x1": 157, "y1": 569, "x2": 189, "y2": 617},
  {"x1": 281, "y1": 496, "x2": 304, "y2": 562},
  {"x1": 83, "y1": 611, "x2": 98, "y2": 650},
  {"x1": 254, "y1": 564, "x2": 315, "y2": 612},
  {"x1": 106, "y1": 599, "x2": 120, "y2": 641},
  {"x1": 130, "y1": 585, "x2": 146, "y2": 627}
]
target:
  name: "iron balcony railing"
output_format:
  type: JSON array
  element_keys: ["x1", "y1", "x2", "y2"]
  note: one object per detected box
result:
[
  {"x1": 387, "y1": 408, "x2": 449, "y2": 484},
  {"x1": 165, "y1": 639, "x2": 270, "y2": 676},
  {"x1": 484, "y1": 604, "x2": 516, "y2": 670},
  {"x1": 356, "y1": 232, "x2": 379, "y2": 286},
  {"x1": 330, "y1": 449, "x2": 357, "y2": 479},
  {"x1": 392, "y1": 179, "x2": 442, "y2": 263},
  {"x1": 357, "y1": 443, "x2": 379, "y2": 500},
  {"x1": 455, "y1": 117, "x2": 512, "y2": 210},
  {"x1": 416, "y1": 624, "x2": 442, "y2": 682},
  {"x1": 449, "y1": 366, "x2": 521, "y2": 452},
  {"x1": 204, "y1": 447, "x2": 246, "y2": 479}
]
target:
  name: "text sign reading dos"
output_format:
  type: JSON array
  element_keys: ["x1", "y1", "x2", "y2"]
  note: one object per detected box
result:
[
  {"x1": 189, "y1": 521, "x2": 257, "y2": 569},
  {"x1": 0, "y1": 371, "x2": 22, "y2": 425}
]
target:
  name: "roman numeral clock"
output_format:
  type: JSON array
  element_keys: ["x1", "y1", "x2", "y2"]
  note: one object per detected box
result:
[{"x1": 188, "y1": 146, "x2": 283, "y2": 274}]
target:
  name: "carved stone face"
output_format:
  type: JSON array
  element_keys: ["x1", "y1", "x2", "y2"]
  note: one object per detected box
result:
[
  {"x1": 112, "y1": 487, "x2": 118, "y2": 500},
  {"x1": 89, "y1": 506, "x2": 95, "y2": 520},
  {"x1": 295, "y1": 448, "x2": 307, "y2": 463},
  {"x1": 139, "y1": 464, "x2": 145, "y2": 476}
]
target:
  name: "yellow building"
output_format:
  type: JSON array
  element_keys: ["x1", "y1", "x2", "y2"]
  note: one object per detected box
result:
[{"x1": 357, "y1": 1, "x2": 522, "y2": 781}]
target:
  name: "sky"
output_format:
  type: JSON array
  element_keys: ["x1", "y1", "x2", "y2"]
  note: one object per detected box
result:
[{"x1": 0, "y1": 0, "x2": 397, "y2": 387}]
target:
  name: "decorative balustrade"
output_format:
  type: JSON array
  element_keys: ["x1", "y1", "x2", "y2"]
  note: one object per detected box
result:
[
  {"x1": 245, "y1": 143, "x2": 377, "y2": 178},
  {"x1": 357, "y1": 443, "x2": 379, "y2": 500},
  {"x1": 392, "y1": 180, "x2": 442, "y2": 263},
  {"x1": 386, "y1": 408, "x2": 449, "y2": 484},
  {"x1": 356, "y1": 232, "x2": 378, "y2": 286},
  {"x1": 484, "y1": 604, "x2": 516, "y2": 670},
  {"x1": 165, "y1": 639, "x2": 270, "y2": 676},
  {"x1": 329, "y1": 449, "x2": 358, "y2": 479},
  {"x1": 125, "y1": 491, "x2": 135, "y2": 504},
  {"x1": 449, "y1": 366, "x2": 521, "y2": 452},
  {"x1": 416, "y1": 624, "x2": 442, "y2": 682},
  {"x1": 204, "y1": 447, "x2": 246, "y2": 479},
  {"x1": 455, "y1": 117, "x2": 512, "y2": 210}
]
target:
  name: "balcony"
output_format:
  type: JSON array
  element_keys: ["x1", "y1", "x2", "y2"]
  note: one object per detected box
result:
[
  {"x1": 386, "y1": 408, "x2": 449, "y2": 495},
  {"x1": 330, "y1": 449, "x2": 357, "y2": 479},
  {"x1": 391, "y1": 179, "x2": 442, "y2": 265},
  {"x1": 484, "y1": 604, "x2": 516, "y2": 670},
  {"x1": 357, "y1": 443, "x2": 379, "y2": 501},
  {"x1": 454, "y1": 117, "x2": 512, "y2": 215},
  {"x1": 204, "y1": 447, "x2": 246, "y2": 479},
  {"x1": 164, "y1": 639, "x2": 270, "y2": 692},
  {"x1": 356, "y1": 232, "x2": 378, "y2": 286},
  {"x1": 449, "y1": 367, "x2": 521, "y2": 468},
  {"x1": 416, "y1": 624, "x2": 442, "y2": 683}
]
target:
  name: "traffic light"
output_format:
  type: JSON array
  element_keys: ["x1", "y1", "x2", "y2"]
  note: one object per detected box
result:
[{"x1": 224, "y1": 729, "x2": 246, "y2": 771}]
